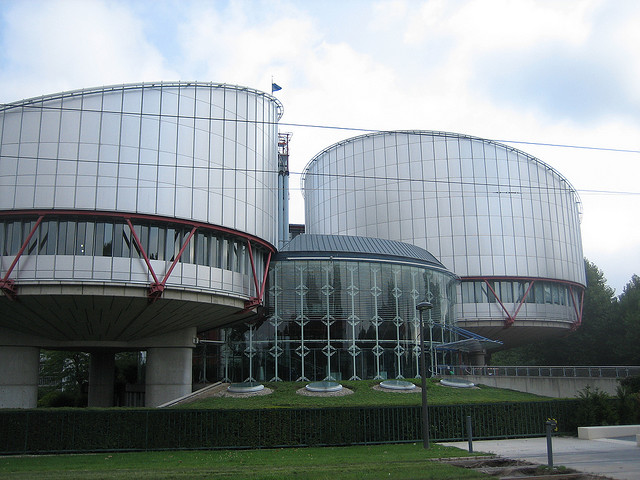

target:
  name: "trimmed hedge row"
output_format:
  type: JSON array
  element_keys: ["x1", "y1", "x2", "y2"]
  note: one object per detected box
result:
[{"x1": 0, "y1": 400, "x2": 579, "y2": 454}]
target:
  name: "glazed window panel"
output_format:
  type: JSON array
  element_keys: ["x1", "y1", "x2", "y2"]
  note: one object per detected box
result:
[
  {"x1": 37, "y1": 221, "x2": 49, "y2": 254},
  {"x1": 0, "y1": 218, "x2": 259, "y2": 275},
  {"x1": 112, "y1": 223, "x2": 124, "y2": 257},
  {"x1": 84, "y1": 223, "x2": 94, "y2": 255},
  {"x1": 0, "y1": 222, "x2": 5, "y2": 256},
  {"x1": 64, "y1": 221, "x2": 76, "y2": 255},
  {"x1": 194, "y1": 232, "x2": 206, "y2": 265},
  {"x1": 102, "y1": 223, "x2": 113, "y2": 256},
  {"x1": 148, "y1": 226, "x2": 159, "y2": 260},
  {"x1": 182, "y1": 227, "x2": 194, "y2": 264},
  {"x1": 22, "y1": 221, "x2": 37, "y2": 255}
]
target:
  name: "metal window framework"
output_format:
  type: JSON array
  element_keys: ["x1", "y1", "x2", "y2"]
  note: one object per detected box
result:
[
  {"x1": 463, "y1": 276, "x2": 585, "y2": 329},
  {"x1": 0, "y1": 210, "x2": 274, "y2": 309}
]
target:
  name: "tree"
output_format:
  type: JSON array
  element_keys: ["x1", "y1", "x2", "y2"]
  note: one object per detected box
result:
[
  {"x1": 38, "y1": 350, "x2": 90, "y2": 407},
  {"x1": 39, "y1": 350, "x2": 89, "y2": 393},
  {"x1": 618, "y1": 275, "x2": 640, "y2": 363}
]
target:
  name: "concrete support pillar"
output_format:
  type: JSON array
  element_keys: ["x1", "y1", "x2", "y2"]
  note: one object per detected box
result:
[
  {"x1": 470, "y1": 350, "x2": 487, "y2": 366},
  {"x1": 146, "y1": 347, "x2": 192, "y2": 407},
  {"x1": 88, "y1": 351, "x2": 115, "y2": 407},
  {"x1": 0, "y1": 346, "x2": 39, "y2": 409}
]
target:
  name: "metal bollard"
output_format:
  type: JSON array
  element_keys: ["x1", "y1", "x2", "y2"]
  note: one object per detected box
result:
[
  {"x1": 467, "y1": 415, "x2": 473, "y2": 453},
  {"x1": 545, "y1": 420, "x2": 556, "y2": 468}
]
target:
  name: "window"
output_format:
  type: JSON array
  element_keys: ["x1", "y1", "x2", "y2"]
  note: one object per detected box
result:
[{"x1": 0, "y1": 218, "x2": 252, "y2": 274}]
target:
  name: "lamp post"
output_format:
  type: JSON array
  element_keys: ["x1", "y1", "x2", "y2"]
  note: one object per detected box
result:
[{"x1": 416, "y1": 300, "x2": 433, "y2": 449}]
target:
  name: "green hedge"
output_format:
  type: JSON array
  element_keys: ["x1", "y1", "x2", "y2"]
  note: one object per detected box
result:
[{"x1": 0, "y1": 400, "x2": 579, "y2": 455}]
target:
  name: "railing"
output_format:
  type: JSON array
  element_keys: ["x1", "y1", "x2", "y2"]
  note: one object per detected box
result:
[
  {"x1": 37, "y1": 376, "x2": 60, "y2": 387},
  {"x1": 454, "y1": 365, "x2": 640, "y2": 378}
]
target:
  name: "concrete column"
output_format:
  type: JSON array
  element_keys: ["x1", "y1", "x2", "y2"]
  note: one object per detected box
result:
[
  {"x1": 146, "y1": 347, "x2": 192, "y2": 407},
  {"x1": 0, "y1": 346, "x2": 39, "y2": 409},
  {"x1": 470, "y1": 350, "x2": 487, "y2": 366},
  {"x1": 88, "y1": 351, "x2": 115, "y2": 407}
]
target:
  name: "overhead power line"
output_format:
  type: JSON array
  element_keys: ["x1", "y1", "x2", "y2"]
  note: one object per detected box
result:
[
  {"x1": 1, "y1": 150, "x2": 639, "y2": 198},
  {"x1": 2, "y1": 101, "x2": 639, "y2": 155}
]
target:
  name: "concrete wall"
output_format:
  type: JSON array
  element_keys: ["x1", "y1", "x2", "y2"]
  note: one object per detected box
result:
[
  {"x1": 0, "y1": 346, "x2": 39, "y2": 408},
  {"x1": 459, "y1": 374, "x2": 619, "y2": 398}
]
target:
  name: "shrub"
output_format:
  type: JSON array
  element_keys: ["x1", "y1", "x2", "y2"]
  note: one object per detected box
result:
[
  {"x1": 1, "y1": 400, "x2": 580, "y2": 454},
  {"x1": 616, "y1": 384, "x2": 640, "y2": 424},
  {"x1": 574, "y1": 386, "x2": 617, "y2": 427},
  {"x1": 37, "y1": 390, "x2": 87, "y2": 408},
  {"x1": 619, "y1": 375, "x2": 640, "y2": 393}
]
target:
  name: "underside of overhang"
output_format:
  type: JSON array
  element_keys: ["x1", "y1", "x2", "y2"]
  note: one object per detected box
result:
[{"x1": 0, "y1": 283, "x2": 259, "y2": 346}]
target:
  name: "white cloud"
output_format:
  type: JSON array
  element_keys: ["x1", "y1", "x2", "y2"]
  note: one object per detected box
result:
[
  {"x1": 0, "y1": 0, "x2": 637, "y2": 292},
  {"x1": 0, "y1": 0, "x2": 175, "y2": 101}
]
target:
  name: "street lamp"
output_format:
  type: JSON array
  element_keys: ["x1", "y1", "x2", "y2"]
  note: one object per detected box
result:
[{"x1": 416, "y1": 300, "x2": 433, "y2": 449}]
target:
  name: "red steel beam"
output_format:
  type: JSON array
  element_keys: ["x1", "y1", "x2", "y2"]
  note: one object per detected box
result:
[
  {"x1": 482, "y1": 279, "x2": 515, "y2": 326},
  {"x1": 482, "y1": 278, "x2": 535, "y2": 328},
  {"x1": 259, "y1": 250, "x2": 272, "y2": 301},
  {"x1": 0, "y1": 209, "x2": 277, "y2": 302},
  {"x1": 464, "y1": 275, "x2": 584, "y2": 290},
  {"x1": 0, "y1": 209, "x2": 274, "y2": 252},
  {"x1": 0, "y1": 216, "x2": 44, "y2": 300},
  {"x1": 125, "y1": 219, "x2": 160, "y2": 284},
  {"x1": 246, "y1": 240, "x2": 261, "y2": 298},
  {"x1": 511, "y1": 280, "x2": 536, "y2": 320},
  {"x1": 568, "y1": 286, "x2": 585, "y2": 330},
  {"x1": 243, "y1": 242, "x2": 273, "y2": 311},
  {"x1": 147, "y1": 226, "x2": 198, "y2": 300}
]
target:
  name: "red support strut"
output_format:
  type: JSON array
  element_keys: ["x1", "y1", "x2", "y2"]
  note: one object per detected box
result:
[
  {"x1": 242, "y1": 242, "x2": 272, "y2": 312},
  {"x1": 149, "y1": 226, "x2": 197, "y2": 302},
  {"x1": 482, "y1": 278, "x2": 535, "y2": 328},
  {"x1": 568, "y1": 286, "x2": 585, "y2": 330},
  {"x1": 0, "y1": 210, "x2": 277, "y2": 304},
  {"x1": 0, "y1": 216, "x2": 44, "y2": 300}
]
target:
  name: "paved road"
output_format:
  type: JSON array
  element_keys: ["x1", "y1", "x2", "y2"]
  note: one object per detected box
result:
[{"x1": 441, "y1": 436, "x2": 639, "y2": 480}]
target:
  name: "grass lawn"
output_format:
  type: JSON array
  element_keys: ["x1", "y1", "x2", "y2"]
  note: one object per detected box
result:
[
  {"x1": 178, "y1": 378, "x2": 548, "y2": 409},
  {"x1": 0, "y1": 443, "x2": 493, "y2": 479}
]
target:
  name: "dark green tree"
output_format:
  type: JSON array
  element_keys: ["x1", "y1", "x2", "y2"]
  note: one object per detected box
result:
[
  {"x1": 39, "y1": 350, "x2": 89, "y2": 393},
  {"x1": 618, "y1": 275, "x2": 640, "y2": 363}
]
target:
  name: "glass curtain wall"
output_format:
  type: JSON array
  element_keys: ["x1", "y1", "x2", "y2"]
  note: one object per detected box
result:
[
  {"x1": 0, "y1": 216, "x2": 264, "y2": 275},
  {"x1": 221, "y1": 259, "x2": 458, "y2": 382}
]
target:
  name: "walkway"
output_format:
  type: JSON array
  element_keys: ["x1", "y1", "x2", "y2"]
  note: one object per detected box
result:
[{"x1": 441, "y1": 436, "x2": 640, "y2": 480}]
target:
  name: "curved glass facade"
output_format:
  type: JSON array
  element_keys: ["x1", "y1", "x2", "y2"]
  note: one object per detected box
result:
[
  {"x1": 0, "y1": 215, "x2": 268, "y2": 296},
  {"x1": 219, "y1": 251, "x2": 458, "y2": 383},
  {"x1": 301, "y1": 131, "x2": 586, "y2": 346},
  {"x1": 0, "y1": 82, "x2": 280, "y2": 304},
  {"x1": 0, "y1": 82, "x2": 282, "y2": 245},
  {"x1": 302, "y1": 131, "x2": 585, "y2": 285}
]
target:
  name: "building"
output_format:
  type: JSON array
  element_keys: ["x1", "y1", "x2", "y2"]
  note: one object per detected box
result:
[
  {"x1": 301, "y1": 131, "x2": 586, "y2": 350},
  {"x1": 0, "y1": 82, "x2": 282, "y2": 407},
  {"x1": 1, "y1": 83, "x2": 586, "y2": 407},
  {"x1": 218, "y1": 233, "x2": 459, "y2": 383}
]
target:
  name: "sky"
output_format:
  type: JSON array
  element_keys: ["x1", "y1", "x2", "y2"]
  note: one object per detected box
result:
[{"x1": 0, "y1": 0, "x2": 638, "y2": 295}]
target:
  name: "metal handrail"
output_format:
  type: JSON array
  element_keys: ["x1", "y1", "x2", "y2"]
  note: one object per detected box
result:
[{"x1": 455, "y1": 365, "x2": 640, "y2": 378}]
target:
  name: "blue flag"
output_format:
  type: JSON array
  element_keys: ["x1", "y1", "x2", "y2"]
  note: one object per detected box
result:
[{"x1": 272, "y1": 82, "x2": 282, "y2": 93}]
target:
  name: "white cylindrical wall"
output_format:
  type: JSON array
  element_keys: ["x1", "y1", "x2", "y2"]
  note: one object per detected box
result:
[
  {"x1": 0, "y1": 82, "x2": 281, "y2": 245},
  {"x1": 303, "y1": 131, "x2": 585, "y2": 286}
]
